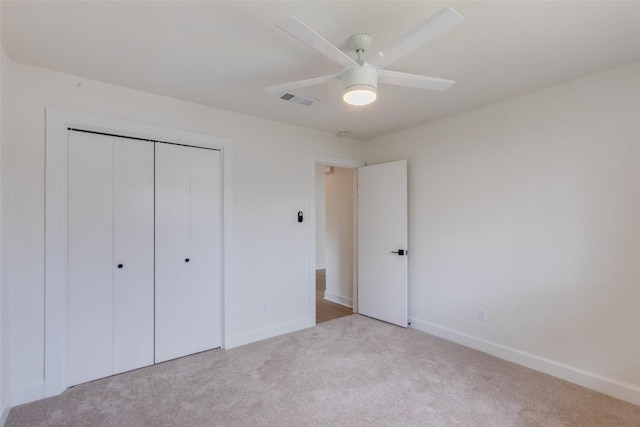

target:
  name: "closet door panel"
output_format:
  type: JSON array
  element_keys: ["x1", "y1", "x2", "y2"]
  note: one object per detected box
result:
[
  {"x1": 67, "y1": 131, "x2": 114, "y2": 386},
  {"x1": 190, "y1": 148, "x2": 222, "y2": 352},
  {"x1": 113, "y1": 139, "x2": 155, "y2": 374},
  {"x1": 155, "y1": 143, "x2": 191, "y2": 362}
]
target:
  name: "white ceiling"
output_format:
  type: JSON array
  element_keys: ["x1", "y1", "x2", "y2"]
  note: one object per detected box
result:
[{"x1": 2, "y1": 1, "x2": 639, "y2": 141}]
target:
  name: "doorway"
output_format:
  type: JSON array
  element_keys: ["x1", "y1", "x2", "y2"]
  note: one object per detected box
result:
[{"x1": 310, "y1": 156, "x2": 364, "y2": 324}]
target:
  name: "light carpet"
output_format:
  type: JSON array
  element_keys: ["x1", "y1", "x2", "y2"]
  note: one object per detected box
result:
[{"x1": 6, "y1": 315, "x2": 640, "y2": 426}]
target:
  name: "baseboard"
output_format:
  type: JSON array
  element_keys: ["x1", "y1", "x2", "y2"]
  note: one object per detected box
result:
[
  {"x1": 225, "y1": 317, "x2": 315, "y2": 349},
  {"x1": 324, "y1": 291, "x2": 353, "y2": 308},
  {"x1": 1, "y1": 397, "x2": 11, "y2": 427},
  {"x1": 409, "y1": 317, "x2": 640, "y2": 406},
  {"x1": 10, "y1": 382, "x2": 44, "y2": 407},
  {"x1": 315, "y1": 264, "x2": 326, "y2": 270}
]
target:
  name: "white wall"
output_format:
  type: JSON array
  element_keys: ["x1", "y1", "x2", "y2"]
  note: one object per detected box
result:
[
  {"x1": 366, "y1": 61, "x2": 640, "y2": 404},
  {"x1": 325, "y1": 167, "x2": 354, "y2": 307},
  {"x1": 4, "y1": 60, "x2": 365, "y2": 405},
  {"x1": 315, "y1": 165, "x2": 326, "y2": 269}
]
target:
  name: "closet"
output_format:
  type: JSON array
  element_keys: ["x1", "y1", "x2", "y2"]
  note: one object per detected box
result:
[{"x1": 66, "y1": 130, "x2": 222, "y2": 387}]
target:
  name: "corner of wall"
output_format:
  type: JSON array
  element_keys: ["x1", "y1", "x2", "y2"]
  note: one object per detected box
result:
[
  {"x1": 0, "y1": 398, "x2": 10, "y2": 427},
  {"x1": 0, "y1": 22, "x2": 14, "y2": 424}
]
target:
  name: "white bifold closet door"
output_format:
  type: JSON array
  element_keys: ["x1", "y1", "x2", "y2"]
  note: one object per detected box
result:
[
  {"x1": 155, "y1": 143, "x2": 222, "y2": 363},
  {"x1": 67, "y1": 131, "x2": 154, "y2": 387}
]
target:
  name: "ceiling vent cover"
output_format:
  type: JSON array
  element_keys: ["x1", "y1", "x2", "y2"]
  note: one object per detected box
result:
[{"x1": 279, "y1": 92, "x2": 317, "y2": 106}]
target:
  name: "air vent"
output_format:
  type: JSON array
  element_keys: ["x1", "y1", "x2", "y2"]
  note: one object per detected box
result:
[{"x1": 279, "y1": 92, "x2": 317, "y2": 106}]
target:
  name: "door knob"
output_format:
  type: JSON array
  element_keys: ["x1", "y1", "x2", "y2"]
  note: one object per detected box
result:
[
  {"x1": 391, "y1": 250, "x2": 406, "y2": 256},
  {"x1": 185, "y1": 258, "x2": 190, "y2": 263},
  {"x1": 117, "y1": 264, "x2": 123, "y2": 268}
]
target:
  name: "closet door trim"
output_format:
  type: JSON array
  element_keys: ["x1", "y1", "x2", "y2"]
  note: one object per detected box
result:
[{"x1": 44, "y1": 108, "x2": 233, "y2": 399}]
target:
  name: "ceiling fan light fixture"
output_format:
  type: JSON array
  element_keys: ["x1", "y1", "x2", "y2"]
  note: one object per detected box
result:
[
  {"x1": 342, "y1": 66, "x2": 378, "y2": 106},
  {"x1": 343, "y1": 85, "x2": 377, "y2": 106},
  {"x1": 269, "y1": 9, "x2": 463, "y2": 108}
]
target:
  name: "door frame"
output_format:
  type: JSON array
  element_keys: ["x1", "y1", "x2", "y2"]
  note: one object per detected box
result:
[
  {"x1": 44, "y1": 108, "x2": 234, "y2": 398},
  {"x1": 309, "y1": 155, "x2": 364, "y2": 323}
]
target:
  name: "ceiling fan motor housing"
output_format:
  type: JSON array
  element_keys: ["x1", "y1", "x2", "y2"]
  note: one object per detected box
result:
[
  {"x1": 348, "y1": 33, "x2": 373, "y2": 53},
  {"x1": 342, "y1": 66, "x2": 378, "y2": 91}
]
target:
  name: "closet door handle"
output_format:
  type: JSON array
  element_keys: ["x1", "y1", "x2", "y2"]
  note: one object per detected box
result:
[{"x1": 185, "y1": 258, "x2": 190, "y2": 263}]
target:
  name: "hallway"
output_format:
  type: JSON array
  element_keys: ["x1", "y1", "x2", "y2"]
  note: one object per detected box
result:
[{"x1": 315, "y1": 269, "x2": 353, "y2": 324}]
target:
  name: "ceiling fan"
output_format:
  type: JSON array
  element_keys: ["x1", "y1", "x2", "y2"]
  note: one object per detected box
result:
[{"x1": 267, "y1": 7, "x2": 464, "y2": 107}]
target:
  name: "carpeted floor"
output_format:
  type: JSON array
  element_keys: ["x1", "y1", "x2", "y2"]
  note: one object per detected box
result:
[{"x1": 6, "y1": 315, "x2": 640, "y2": 426}]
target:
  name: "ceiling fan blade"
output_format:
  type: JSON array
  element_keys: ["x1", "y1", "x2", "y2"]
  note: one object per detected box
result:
[
  {"x1": 378, "y1": 70, "x2": 455, "y2": 91},
  {"x1": 367, "y1": 7, "x2": 464, "y2": 70},
  {"x1": 266, "y1": 73, "x2": 342, "y2": 95},
  {"x1": 276, "y1": 16, "x2": 358, "y2": 69}
]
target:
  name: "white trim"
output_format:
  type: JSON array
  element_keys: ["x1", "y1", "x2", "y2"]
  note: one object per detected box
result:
[
  {"x1": 309, "y1": 155, "x2": 364, "y2": 325},
  {"x1": 315, "y1": 264, "x2": 326, "y2": 270},
  {"x1": 44, "y1": 108, "x2": 234, "y2": 399},
  {"x1": 0, "y1": 396, "x2": 11, "y2": 426},
  {"x1": 225, "y1": 317, "x2": 314, "y2": 349},
  {"x1": 409, "y1": 317, "x2": 640, "y2": 406},
  {"x1": 1, "y1": 407, "x2": 9, "y2": 426},
  {"x1": 351, "y1": 167, "x2": 359, "y2": 313},
  {"x1": 323, "y1": 291, "x2": 353, "y2": 308},
  {"x1": 11, "y1": 382, "x2": 44, "y2": 407}
]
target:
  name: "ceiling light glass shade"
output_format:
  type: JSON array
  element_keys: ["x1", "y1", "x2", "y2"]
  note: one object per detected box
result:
[
  {"x1": 342, "y1": 67, "x2": 378, "y2": 106},
  {"x1": 343, "y1": 85, "x2": 377, "y2": 106}
]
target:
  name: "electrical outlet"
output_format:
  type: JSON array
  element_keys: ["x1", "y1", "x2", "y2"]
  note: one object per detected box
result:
[{"x1": 477, "y1": 309, "x2": 486, "y2": 321}]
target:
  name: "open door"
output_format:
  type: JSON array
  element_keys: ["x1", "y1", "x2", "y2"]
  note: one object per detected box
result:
[{"x1": 357, "y1": 160, "x2": 408, "y2": 327}]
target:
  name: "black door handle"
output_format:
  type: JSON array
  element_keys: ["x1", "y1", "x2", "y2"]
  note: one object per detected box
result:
[
  {"x1": 185, "y1": 258, "x2": 190, "y2": 263},
  {"x1": 391, "y1": 250, "x2": 407, "y2": 256},
  {"x1": 117, "y1": 264, "x2": 123, "y2": 269}
]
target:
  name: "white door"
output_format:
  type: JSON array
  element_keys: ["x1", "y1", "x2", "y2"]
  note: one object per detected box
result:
[
  {"x1": 155, "y1": 143, "x2": 222, "y2": 363},
  {"x1": 189, "y1": 149, "x2": 222, "y2": 353},
  {"x1": 357, "y1": 160, "x2": 408, "y2": 327},
  {"x1": 112, "y1": 138, "x2": 155, "y2": 374},
  {"x1": 67, "y1": 131, "x2": 114, "y2": 386},
  {"x1": 155, "y1": 143, "x2": 191, "y2": 362},
  {"x1": 67, "y1": 131, "x2": 154, "y2": 386}
]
